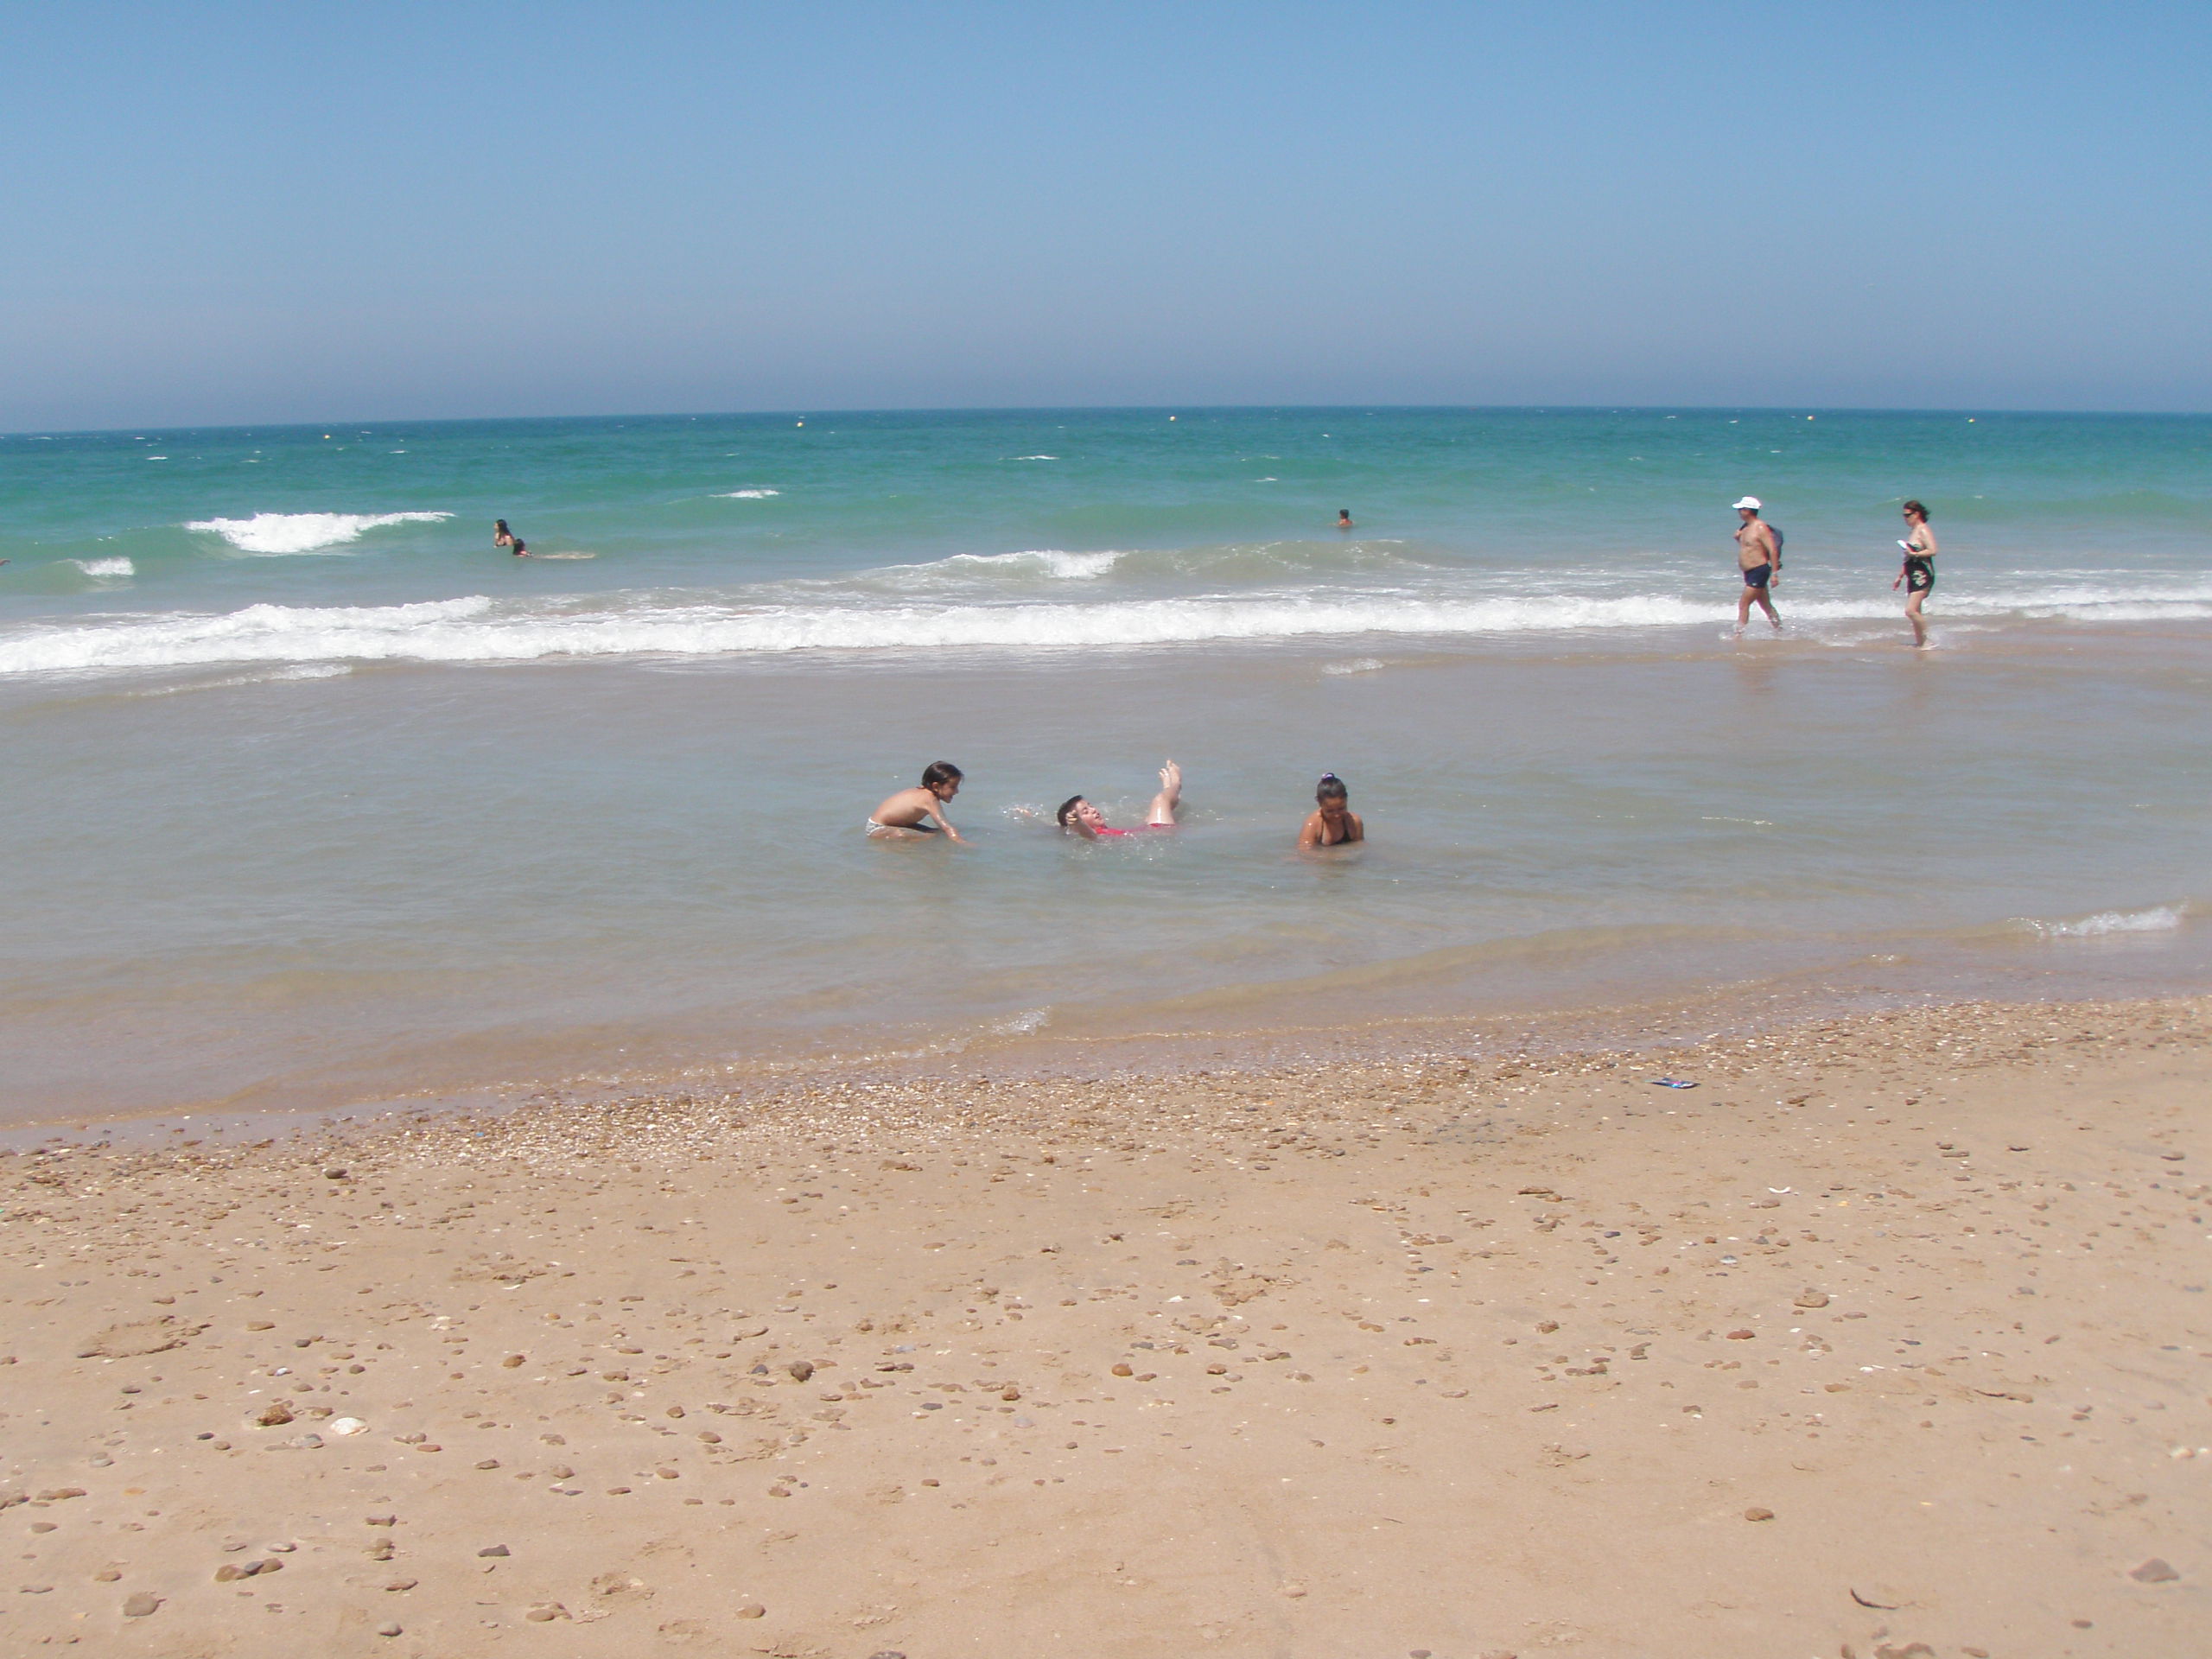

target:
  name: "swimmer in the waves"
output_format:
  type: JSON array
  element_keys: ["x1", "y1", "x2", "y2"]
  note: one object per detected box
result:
[
  {"x1": 1058, "y1": 761, "x2": 1182, "y2": 839},
  {"x1": 1297, "y1": 772, "x2": 1364, "y2": 849},
  {"x1": 493, "y1": 519, "x2": 529, "y2": 557},
  {"x1": 868, "y1": 761, "x2": 967, "y2": 843}
]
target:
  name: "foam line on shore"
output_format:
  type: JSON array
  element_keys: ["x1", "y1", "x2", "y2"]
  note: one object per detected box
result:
[{"x1": 6, "y1": 581, "x2": 2212, "y2": 674}]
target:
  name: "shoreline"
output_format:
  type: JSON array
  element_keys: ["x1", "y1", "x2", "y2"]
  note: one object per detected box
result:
[
  {"x1": 11, "y1": 942, "x2": 2208, "y2": 1147},
  {"x1": 3, "y1": 992, "x2": 2207, "y2": 1656}
]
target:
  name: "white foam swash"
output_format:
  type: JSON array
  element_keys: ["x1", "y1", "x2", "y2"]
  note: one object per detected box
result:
[{"x1": 2018, "y1": 905, "x2": 2187, "y2": 938}]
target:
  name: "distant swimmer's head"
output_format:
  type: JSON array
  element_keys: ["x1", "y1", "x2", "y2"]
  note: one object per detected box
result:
[
  {"x1": 1732, "y1": 497, "x2": 1761, "y2": 516},
  {"x1": 1316, "y1": 772, "x2": 1350, "y2": 806},
  {"x1": 920, "y1": 760, "x2": 963, "y2": 798},
  {"x1": 1902, "y1": 499, "x2": 1929, "y2": 522},
  {"x1": 494, "y1": 519, "x2": 511, "y2": 535},
  {"x1": 1338, "y1": 509, "x2": 1352, "y2": 525},
  {"x1": 1057, "y1": 794, "x2": 1103, "y2": 832}
]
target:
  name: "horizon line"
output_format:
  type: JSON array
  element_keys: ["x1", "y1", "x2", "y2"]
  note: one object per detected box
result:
[{"x1": 7, "y1": 402, "x2": 2212, "y2": 442}]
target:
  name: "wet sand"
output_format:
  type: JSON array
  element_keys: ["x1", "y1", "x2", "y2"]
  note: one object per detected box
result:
[{"x1": 3, "y1": 995, "x2": 2207, "y2": 1657}]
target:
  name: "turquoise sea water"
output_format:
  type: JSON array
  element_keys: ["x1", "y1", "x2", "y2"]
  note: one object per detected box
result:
[{"x1": 3, "y1": 408, "x2": 2209, "y2": 1122}]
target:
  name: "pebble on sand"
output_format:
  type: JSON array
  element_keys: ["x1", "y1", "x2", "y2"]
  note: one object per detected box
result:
[
  {"x1": 122, "y1": 1592, "x2": 162, "y2": 1617},
  {"x1": 735, "y1": 1603, "x2": 766, "y2": 1618},
  {"x1": 1743, "y1": 1506, "x2": 1775, "y2": 1522},
  {"x1": 786, "y1": 1359, "x2": 816, "y2": 1382},
  {"x1": 478, "y1": 1544, "x2": 512, "y2": 1558},
  {"x1": 2130, "y1": 1557, "x2": 2180, "y2": 1583}
]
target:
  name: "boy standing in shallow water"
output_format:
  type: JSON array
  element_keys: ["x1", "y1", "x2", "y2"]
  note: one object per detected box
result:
[{"x1": 868, "y1": 762, "x2": 967, "y2": 842}]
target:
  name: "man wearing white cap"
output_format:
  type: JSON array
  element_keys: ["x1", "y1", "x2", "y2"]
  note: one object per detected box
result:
[{"x1": 1732, "y1": 496, "x2": 1782, "y2": 633}]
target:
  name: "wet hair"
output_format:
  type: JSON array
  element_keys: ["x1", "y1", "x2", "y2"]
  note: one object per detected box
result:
[
  {"x1": 1316, "y1": 772, "x2": 1349, "y2": 804},
  {"x1": 1056, "y1": 794, "x2": 1085, "y2": 827},
  {"x1": 494, "y1": 519, "x2": 510, "y2": 535},
  {"x1": 1901, "y1": 499, "x2": 1929, "y2": 519},
  {"x1": 1338, "y1": 509, "x2": 1351, "y2": 519},
  {"x1": 919, "y1": 761, "x2": 963, "y2": 791}
]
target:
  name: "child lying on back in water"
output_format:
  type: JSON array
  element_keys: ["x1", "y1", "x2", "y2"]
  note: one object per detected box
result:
[
  {"x1": 1057, "y1": 761, "x2": 1181, "y2": 839},
  {"x1": 868, "y1": 762, "x2": 967, "y2": 843}
]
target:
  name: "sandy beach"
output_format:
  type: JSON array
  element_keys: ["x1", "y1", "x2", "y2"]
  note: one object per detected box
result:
[{"x1": 3, "y1": 995, "x2": 2207, "y2": 1658}]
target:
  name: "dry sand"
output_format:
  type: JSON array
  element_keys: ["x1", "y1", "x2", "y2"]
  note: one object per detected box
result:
[{"x1": 3, "y1": 995, "x2": 2207, "y2": 1658}]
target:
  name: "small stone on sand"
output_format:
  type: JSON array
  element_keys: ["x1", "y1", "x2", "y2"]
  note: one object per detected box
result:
[
  {"x1": 2130, "y1": 1557, "x2": 2180, "y2": 1583},
  {"x1": 122, "y1": 1592, "x2": 162, "y2": 1616},
  {"x1": 1744, "y1": 1506, "x2": 1775, "y2": 1522}
]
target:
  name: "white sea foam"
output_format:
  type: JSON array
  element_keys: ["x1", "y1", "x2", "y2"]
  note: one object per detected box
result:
[
  {"x1": 925, "y1": 550, "x2": 1122, "y2": 581},
  {"x1": 131, "y1": 664, "x2": 353, "y2": 697},
  {"x1": 715, "y1": 489, "x2": 780, "y2": 499},
  {"x1": 7, "y1": 577, "x2": 2212, "y2": 677},
  {"x1": 68, "y1": 557, "x2": 135, "y2": 579},
  {"x1": 0, "y1": 591, "x2": 1754, "y2": 674},
  {"x1": 2018, "y1": 905, "x2": 2186, "y2": 938},
  {"x1": 1004, "y1": 455, "x2": 1059, "y2": 461},
  {"x1": 1322, "y1": 658, "x2": 1385, "y2": 675},
  {"x1": 186, "y1": 511, "x2": 453, "y2": 556}
]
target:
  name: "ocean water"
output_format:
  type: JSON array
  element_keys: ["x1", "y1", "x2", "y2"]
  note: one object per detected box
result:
[{"x1": 3, "y1": 408, "x2": 2209, "y2": 1122}]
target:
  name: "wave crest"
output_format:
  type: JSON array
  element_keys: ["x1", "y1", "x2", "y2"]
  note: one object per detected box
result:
[{"x1": 186, "y1": 511, "x2": 453, "y2": 556}]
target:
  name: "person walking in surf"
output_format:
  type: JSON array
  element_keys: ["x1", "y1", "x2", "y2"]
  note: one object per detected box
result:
[
  {"x1": 1893, "y1": 499, "x2": 1938, "y2": 648},
  {"x1": 493, "y1": 519, "x2": 529, "y2": 557},
  {"x1": 1732, "y1": 496, "x2": 1782, "y2": 634}
]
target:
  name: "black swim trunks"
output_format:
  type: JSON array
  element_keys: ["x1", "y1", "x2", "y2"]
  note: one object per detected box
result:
[
  {"x1": 1903, "y1": 556, "x2": 1934, "y2": 594},
  {"x1": 1741, "y1": 563, "x2": 1772, "y2": 589}
]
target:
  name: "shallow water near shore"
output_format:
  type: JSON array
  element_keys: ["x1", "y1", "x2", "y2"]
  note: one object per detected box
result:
[{"x1": 3, "y1": 408, "x2": 2209, "y2": 1122}]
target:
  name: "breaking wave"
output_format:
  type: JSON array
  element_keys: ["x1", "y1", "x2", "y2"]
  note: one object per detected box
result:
[
  {"x1": 186, "y1": 511, "x2": 453, "y2": 556},
  {"x1": 8, "y1": 568, "x2": 2212, "y2": 677}
]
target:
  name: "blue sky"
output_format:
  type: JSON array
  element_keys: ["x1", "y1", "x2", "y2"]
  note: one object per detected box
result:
[{"x1": 3, "y1": 2, "x2": 2208, "y2": 427}]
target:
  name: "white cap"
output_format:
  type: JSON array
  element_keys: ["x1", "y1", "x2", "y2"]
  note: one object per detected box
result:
[{"x1": 1732, "y1": 496, "x2": 1762, "y2": 511}]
